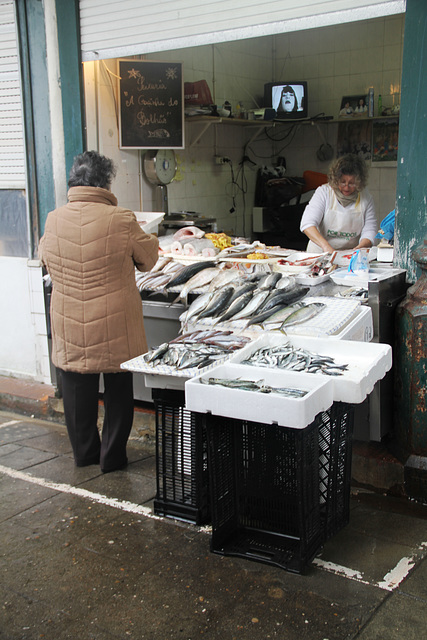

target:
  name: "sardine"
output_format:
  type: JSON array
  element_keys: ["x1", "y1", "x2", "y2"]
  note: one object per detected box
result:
[{"x1": 281, "y1": 302, "x2": 326, "y2": 328}]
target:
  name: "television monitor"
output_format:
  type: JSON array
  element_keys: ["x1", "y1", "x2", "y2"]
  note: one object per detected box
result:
[{"x1": 264, "y1": 82, "x2": 308, "y2": 119}]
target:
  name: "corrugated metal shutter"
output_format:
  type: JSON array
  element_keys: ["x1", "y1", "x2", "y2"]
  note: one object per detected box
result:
[
  {"x1": 79, "y1": 0, "x2": 406, "y2": 61},
  {"x1": 0, "y1": 1, "x2": 25, "y2": 189}
]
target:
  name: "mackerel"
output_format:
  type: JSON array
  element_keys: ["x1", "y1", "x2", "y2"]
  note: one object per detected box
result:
[
  {"x1": 197, "y1": 286, "x2": 235, "y2": 319},
  {"x1": 165, "y1": 261, "x2": 217, "y2": 288},
  {"x1": 281, "y1": 302, "x2": 325, "y2": 328},
  {"x1": 213, "y1": 290, "x2": 254, "y2": 324},
  {"x1": 229, "y1": 290, "x2": 270, "y2": 321}
]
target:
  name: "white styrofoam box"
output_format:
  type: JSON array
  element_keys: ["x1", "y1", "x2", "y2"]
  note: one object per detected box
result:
[
  {"x1": 185, "y1": 362, "x2": 333, "y2": 429},
  {"x1": 134, "y1": 211, "x2": 164, "y2": 234},
  {"x1": 144, "y1": 373, "x2": 186, "y2": 390},
  {"x1": 376, "y1": 246, "x2": 394, "y2": 262},
  {"x1": 331, "y1": 304, "x2": 373, "y2": 341},
  {"x1": 228, "y1": 333, "x2": 392, "y2": 404}
]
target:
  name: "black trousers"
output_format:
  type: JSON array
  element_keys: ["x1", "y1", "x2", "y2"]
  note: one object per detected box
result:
[{"x1": 59, "y1": 369, "x2": 134, "y2": 472}]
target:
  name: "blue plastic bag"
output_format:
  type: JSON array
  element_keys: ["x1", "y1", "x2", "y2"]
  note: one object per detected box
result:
[
  {"x1": 348, "y1": 249, "x2": 369, "y2": 275},
  {"x1": 375, "y1": 209, "x2": 395, "y2": 241}
]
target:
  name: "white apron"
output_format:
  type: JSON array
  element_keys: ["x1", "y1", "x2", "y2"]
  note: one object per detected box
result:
[{"x1": 307, "y1": 191, "x2": 364, "y2": 252}]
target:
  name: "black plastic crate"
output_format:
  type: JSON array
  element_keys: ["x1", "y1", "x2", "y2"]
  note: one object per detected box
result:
[
  {"x1": 318, "y1": 402, "x2": 354, "y2": 541},
  {"x1": 205, "y1": 415, "x2": 323, "y2": 574},
  {"x1": 152, "y1": 389, "x2": 210, "y2": 525}
]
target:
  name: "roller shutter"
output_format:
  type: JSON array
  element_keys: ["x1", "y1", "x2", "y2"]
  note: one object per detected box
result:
[
  {"x1": 0, "y1": 1, "x2": 25, "y2": 189},
  {"x1": 79, "y1": 0, "x2": 406, "y2": 61}
]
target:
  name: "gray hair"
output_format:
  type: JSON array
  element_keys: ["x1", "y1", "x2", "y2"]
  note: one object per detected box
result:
[
  {"x1": 68, "y1": 151, "x2": 117, "y2": 189},
  {"x1": 328, "y1": 154, "x2": 369, "y2": 191}
]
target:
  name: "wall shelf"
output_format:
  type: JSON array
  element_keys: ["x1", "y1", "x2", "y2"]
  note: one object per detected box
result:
[{"x1": 185, "y1": 114, "x2": 399, "y2": 147}]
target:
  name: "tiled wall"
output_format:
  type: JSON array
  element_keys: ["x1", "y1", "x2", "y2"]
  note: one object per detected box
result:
[{"x1": 84, "y1": 14, "x2": 404, "y2": 239}]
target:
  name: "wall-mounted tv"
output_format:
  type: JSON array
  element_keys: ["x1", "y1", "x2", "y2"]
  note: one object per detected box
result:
[{"x1": 264, "y1": 82, "x2": 308, "y2": 120}]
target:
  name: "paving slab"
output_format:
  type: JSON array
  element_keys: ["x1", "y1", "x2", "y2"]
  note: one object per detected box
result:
[{"x1": 1, "y1": 410, "x2": 427, "y2": 640}]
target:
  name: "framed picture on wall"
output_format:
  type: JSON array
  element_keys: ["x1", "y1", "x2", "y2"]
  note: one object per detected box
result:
[
  {"x1": 371, "y1": 118, "x2": 399, "y2": 166},
  {"x1": 339, "y1": 94, "x2": 369, "y2": 118},
  {"x1": 337, "y1": 120, "x2": 372, "y2": 161}
]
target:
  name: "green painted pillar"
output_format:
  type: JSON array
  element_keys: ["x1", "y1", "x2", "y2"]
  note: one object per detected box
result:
[
  {"x1": 394, "y1": 0, "x2": 427, "y2": 283},
  {"x1": 54, "y1": 0, "x2": 85, "y2": 181}
]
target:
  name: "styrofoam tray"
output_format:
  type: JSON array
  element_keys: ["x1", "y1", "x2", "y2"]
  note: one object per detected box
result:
[
  {"x1": 330, "y1": 266, "x2": 401, "y2": 287},
  {"x1": 135, "y1": 211, "x2": 165, "y2": 234},
  {"x1": 120, "y1": 351, "x2": 232, "y2": 378},
  {"x1": 295, "y1": 272, "x2": 331, "y2": 286},
  {"x1": 228, "y1": 333, "x2": 392, "y2": 404},
  {"x1": 185, "y1": 362, "x2": 333, "y2": 428}
]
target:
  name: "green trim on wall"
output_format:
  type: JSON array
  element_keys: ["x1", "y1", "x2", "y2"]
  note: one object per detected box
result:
[
  {"x1": 15, "y1": 0, "x2": 55, "y2": 251},
  {"x1": 54, "y1": 0, "x2": 85, "y2": 180},
  {"x1": 395, "y1": 0, "x2": 427, "y2": 282}
]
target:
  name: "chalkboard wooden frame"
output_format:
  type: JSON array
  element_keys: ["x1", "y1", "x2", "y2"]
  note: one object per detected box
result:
[{"x1": 118, "y1": 60, "x2": 184, "y2": 149}]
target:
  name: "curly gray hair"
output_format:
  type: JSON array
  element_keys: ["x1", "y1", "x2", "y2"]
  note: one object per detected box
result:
[
  {"x1": 68, "y1": 151, "x2": 117, "y2": 190},
  {"x1": 328, "y1": 154, "x2": 368, "y2": 191}
]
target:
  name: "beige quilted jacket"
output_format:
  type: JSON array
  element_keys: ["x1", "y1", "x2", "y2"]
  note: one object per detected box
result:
[{"x1": 39, "y1": 186, "x2": 159, "y2": 373}]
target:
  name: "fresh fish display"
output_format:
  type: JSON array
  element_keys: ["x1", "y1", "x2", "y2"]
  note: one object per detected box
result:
[
  {"x1": 228, "y1": 290, "x2": 271, "y2": 321},
  {"x1": 240, "y1": 342, "x2": 348, "y2": 376},
  {"x1": 143, "y1": 330, "x2": 250, "y2": 371},
  {"x1": 197, "y1": 286, "x2": 235, "y2": 319},
  {"x1": 213, "y1": 290, "x2": 254, "y2": 324},
  {"x1": 179, "y1": 291, "x2": 214, "y2": 325},
  {"x1": 172, "y1": 267, "x2": 220, "y2": 304},
  {"x1": 227, "y1": 281, "x2": 258, "y2": 304},
  {"x1": 280, "y1": 302, "x2": 325, "y2": 328},
  {"x1": 259, "y1": 303, "x2": 306, "y2": 327},
  {"x1": 259, "y1": 272, "x2": 283, "y2": 289},
  {"x1": 199, "y1": 376, "x2": 308, "y2": 397},
  {"x1": 165, "y1": 260, "x2": 217, "y2": 289},
  {"x1": 207, "y1": 268, "x2": 242, "y2": 291},
  {"x1": 245, "y1": 286, "x2": 309, "y2": 327}
]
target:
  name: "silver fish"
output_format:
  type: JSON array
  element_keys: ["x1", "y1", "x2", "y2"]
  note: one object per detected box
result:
[
  {"x1": 172, "y1": 267, "x2": 220, "y2": 304},
  {"x1": 229, "y1": 290, "x2": 270, "y2": 321},
  {"x1": 196, "y1": 286, "x2": 235, "y2": 319},
  {"x1": 280, "y1": 302, "x2": 325, "y2": 328},
  {"x1": 213, "y1": 290, "x2": 254, "y2": 324}
]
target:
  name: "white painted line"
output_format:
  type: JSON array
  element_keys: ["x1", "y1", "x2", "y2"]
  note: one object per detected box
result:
[
  {"x1": 0, "y1": 463, "x2": 158, "y2": 520},
  {"x1": 375, "y1": 545, "x2": 427, "y2": 591},
  {"x1": 0, "y1": 420, "x2": 20, "y2": 429},
  {"x1": 0, "y1": 463, "x2": 425, "y2": 586},
  {"x1": 313, "y1": 558, "x2": 371, "y2": 586}
]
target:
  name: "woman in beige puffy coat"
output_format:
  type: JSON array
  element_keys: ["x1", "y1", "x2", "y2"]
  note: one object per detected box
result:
[{"x1": 39, "y1": 151, "x2": 159, "y2": 472}]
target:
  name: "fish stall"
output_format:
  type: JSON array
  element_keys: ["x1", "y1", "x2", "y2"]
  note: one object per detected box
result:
[{"x1": 121, "y1": 228, "x2": 405, "y2": 573}]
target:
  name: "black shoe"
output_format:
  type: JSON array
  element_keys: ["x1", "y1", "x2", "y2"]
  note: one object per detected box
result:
[{"x1": 101, "y1": 459, "x2": 128, "y2": 474}]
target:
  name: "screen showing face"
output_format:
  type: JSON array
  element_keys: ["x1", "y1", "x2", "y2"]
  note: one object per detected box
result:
[{"x1": 272, "y1": 84, "x2": 305, "y2": 114}]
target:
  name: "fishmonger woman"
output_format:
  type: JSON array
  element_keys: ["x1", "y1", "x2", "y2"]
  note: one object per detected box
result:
[{"x1": 300, "y1": 154, "x2": 377, "y2": 253}]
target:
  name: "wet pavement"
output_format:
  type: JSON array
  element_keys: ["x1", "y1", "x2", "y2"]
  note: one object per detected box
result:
[{"x1": 1, "y1": 409, "x2": 426, "y2": 640}]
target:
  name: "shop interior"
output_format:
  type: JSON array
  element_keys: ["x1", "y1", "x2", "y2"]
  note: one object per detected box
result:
[{"x1": 82, "y1": 13, "x2": 403, "y2": 241}]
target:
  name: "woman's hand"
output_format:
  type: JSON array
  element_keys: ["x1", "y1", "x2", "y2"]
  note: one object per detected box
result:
[
  {"x1": 354, "y1": 238, "x2": 372, "y2": 250},
  {"x1": 302, "y1": 226, "x2": 335, "y2": 253}
]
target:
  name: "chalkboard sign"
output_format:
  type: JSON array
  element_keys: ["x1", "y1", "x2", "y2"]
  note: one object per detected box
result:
[{"x1": 119, "y1": 60, "x2": 184, "y2": 149}]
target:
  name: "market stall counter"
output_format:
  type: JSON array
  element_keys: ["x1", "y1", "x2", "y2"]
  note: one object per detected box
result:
[{"x1": 122, "y1": 246, "x2": 397, "y2": 573}]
